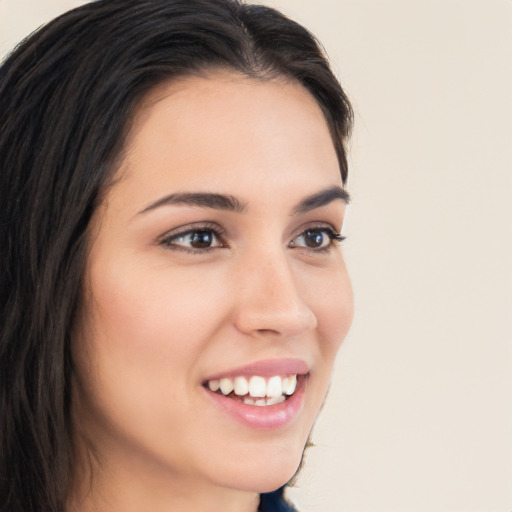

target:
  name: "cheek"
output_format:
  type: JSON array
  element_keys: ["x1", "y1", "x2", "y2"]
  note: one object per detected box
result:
[
  {"x1": 302, "y1": 262, "x2": 354, "y2": 358},
  {"x1": 73, "y1": 258, "x2": 236, "y2": 468},
  {"x1": 76, "y1": 257, "x2": 230, "y2": 422},
  {"x1": 290, "y1": 262, "x2": 353, "y2": 438},
  {"x1": 86, "y1": 257, "x2": 225, "y2": 361},
  {"x1": 321, "y1": 276, "x2": 353, "y2": 353}
]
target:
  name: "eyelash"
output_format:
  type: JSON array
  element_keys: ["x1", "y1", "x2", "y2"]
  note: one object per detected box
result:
[
  {"x1": 158, "y1": 223, "x2": 345, "y2": 255},
  {"x1": 159, "y1": 223, "x2": 226, "y2": 255}
]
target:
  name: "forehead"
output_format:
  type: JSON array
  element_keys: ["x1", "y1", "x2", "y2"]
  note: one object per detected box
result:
[{"x1": 111, "y1": 71, "x2": 342, "y2": 210}]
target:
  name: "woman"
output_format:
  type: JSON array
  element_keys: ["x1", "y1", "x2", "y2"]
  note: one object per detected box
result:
[{"x1": 0, "y1": 1, "x2": 353, "y2": 511}]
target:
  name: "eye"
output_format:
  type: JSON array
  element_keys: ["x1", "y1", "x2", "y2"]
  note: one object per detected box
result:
[
  {"x1": 159, "y1": 225, "x2": 226, "y2": 253},
  {"x1": 289, "y1": 227, "x2": 345, "y2": 251}
]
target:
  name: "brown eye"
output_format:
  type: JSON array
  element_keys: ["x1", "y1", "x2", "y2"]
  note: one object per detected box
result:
[
  {"x1": 290, "y1": 228, "x2": 340, "y2": 251},
  {"x1": 160, "y1": 227, "x2": 225, "y2": 252},
  {"x1": 303, "y1": 229, "x2": 326, "y2": 248},
  {"x1": 190, "y1": 230, "x2": 214, "y2": 248}
]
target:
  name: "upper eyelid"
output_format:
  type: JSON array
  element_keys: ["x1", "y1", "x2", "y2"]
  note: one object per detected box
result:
[{"x1": 289, "y1": 221, "x2": 341, "y2": 238}]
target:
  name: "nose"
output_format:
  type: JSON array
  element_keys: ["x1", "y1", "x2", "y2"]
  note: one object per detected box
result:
[{"x1": 232, "y1": 249, "x2": 317, "y2": 339}]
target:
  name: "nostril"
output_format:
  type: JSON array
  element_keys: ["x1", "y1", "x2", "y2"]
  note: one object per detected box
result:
[{"x1": 234, "y1": 304, "x2": 317, "y2": 338}]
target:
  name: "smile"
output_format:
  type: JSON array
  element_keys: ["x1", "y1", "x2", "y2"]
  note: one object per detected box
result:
[
  {"x1": 205, "y1": 374, "x2": 298, "y2": 406},
  {"x1": 201, "y1": 358, "x2": 310, "y2": 429}
]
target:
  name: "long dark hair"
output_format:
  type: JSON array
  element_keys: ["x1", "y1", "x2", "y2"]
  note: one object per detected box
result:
[{"x1": 0, "y1": 1, "x2": 352, "y2": 510}]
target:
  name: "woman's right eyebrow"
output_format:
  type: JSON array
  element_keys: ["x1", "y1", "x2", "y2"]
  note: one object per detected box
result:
[{"x1": 137, "y1": 192, "x2": 247, "y2": 215}]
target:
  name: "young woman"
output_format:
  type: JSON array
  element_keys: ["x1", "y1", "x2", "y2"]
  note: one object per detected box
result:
[{"x1": 0, "y1": 1, "x2": 353, "y2": 511}]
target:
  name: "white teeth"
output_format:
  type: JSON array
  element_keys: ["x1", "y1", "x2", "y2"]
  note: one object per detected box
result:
[
  {"x1": 208, "y1": 379, "x2": 220, "y2": 392},
  {"x1": 248, "y1": 376, "x2": 267, "y2": 398},
  {"x1": 284, "y1": 374, "x2": 297, "y2": 395},
  {"x1": 266, "y1": 395, "x2": 286, "y2": 405},
  {"x1": 243, "y1": 396, "x2": 285, "y2": 406},
  {"x1": 219, "y1": 378, "x2": 234, "y2": 395},
  {"x1": 207, "y1": 373, "x2": 299, "y2": 401},
  {"x1": 266, "y1": 376, "x2": 283, "y2": 398},
  {"x1": 234, "y1": 376, "x2": 249, "y2": 396}
]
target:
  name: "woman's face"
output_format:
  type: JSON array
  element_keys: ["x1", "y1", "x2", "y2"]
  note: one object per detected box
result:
[{"x1": 73, "y1": 72, "x2": 353, "y2": 499}]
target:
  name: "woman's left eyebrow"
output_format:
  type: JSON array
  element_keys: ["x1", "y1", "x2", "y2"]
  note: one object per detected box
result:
[{"x1": 292, "y1": 186, "x2": 350, "y2": 214}]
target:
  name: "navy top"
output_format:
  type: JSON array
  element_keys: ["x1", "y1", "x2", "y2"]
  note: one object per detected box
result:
[{"x1": 259, "y1": 487, "x2": 296, "y2": 512}]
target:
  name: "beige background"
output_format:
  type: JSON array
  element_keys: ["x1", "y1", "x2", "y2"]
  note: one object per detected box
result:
[{"x1": 1, "y1": 1, "x2": 511, "y2": 511}]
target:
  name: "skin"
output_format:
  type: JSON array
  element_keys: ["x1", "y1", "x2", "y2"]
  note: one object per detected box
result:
[{"x1": 71, "y1": 71, "x2": 354, "y2": 512}]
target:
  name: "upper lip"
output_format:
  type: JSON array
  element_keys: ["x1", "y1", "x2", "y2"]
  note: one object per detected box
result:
[{"x1": 203, "y1": 358, "x2": 310, "y2": 382}]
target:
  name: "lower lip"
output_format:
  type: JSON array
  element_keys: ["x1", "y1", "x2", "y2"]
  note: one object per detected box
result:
[{"x1": 203, "y1": 375, "x2": 307, "y2": 431}]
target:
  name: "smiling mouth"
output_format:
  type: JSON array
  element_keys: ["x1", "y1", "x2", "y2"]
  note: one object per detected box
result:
[{"x1": 203, "y1": 374, "x2": 304, "y2": 406}]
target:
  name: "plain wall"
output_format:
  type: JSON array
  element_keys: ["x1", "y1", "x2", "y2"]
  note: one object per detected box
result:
[{"x1": 1, "y1": 1, "x2": 511, "y2": 511}]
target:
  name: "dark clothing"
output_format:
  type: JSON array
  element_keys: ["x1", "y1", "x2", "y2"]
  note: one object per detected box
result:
[{"x1": 259, "y1": 487, "x2": 296, "y2": 512}]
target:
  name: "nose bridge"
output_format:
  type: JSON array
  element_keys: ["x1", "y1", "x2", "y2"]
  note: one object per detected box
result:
[{"x1": 233, "y1": 244, "x2": 317, "y2": 337}]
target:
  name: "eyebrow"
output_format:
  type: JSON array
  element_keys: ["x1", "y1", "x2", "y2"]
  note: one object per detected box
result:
[
  {"x1": 292, "y1": 185, "x2": 350, "y2": 214},
  {"x1": 138, "y1": 192, "x2": 247, "y2": 214},
  {"x1": 138, "y1": 185, "x2": 349, "y2": 216}
]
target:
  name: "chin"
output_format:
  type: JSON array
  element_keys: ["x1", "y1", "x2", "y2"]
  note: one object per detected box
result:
[
  {"x1": 212, "y1": 437, "x2": 306, "y2": 494},
  {"x1": 224, "y1": 466, "x2": 299, "y2": 494}
]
